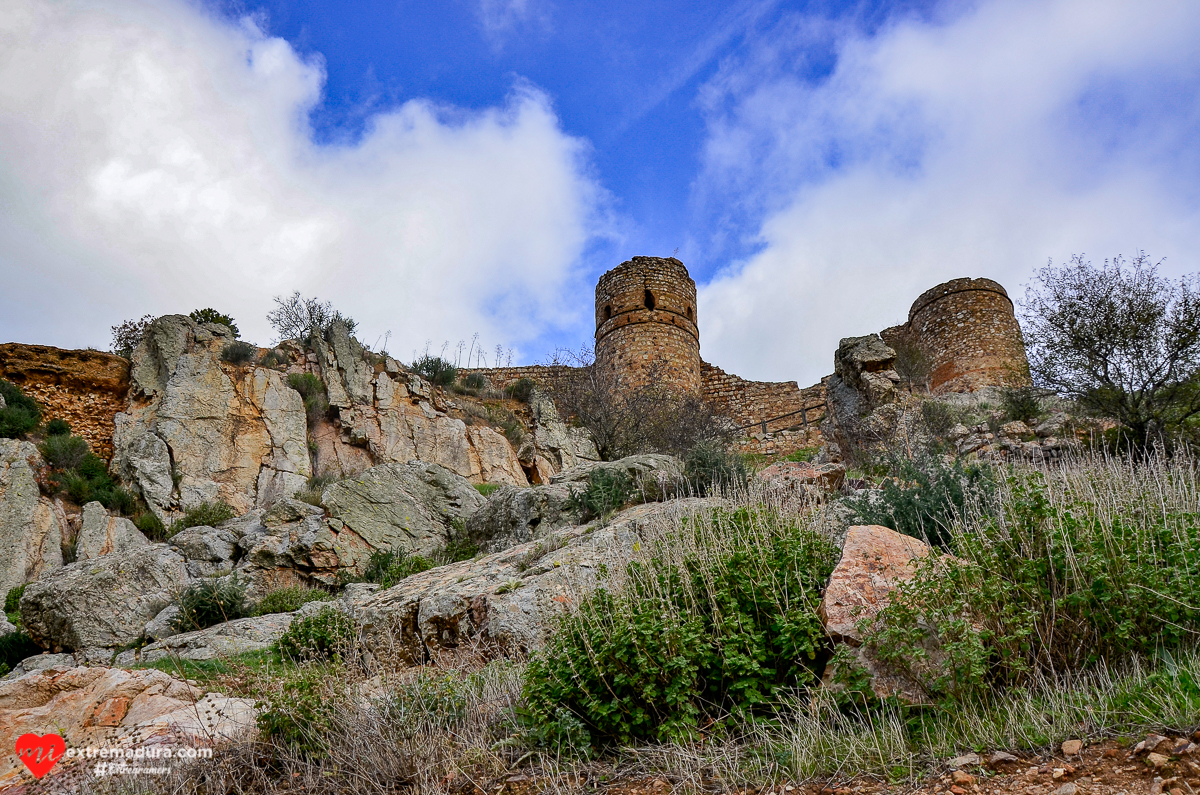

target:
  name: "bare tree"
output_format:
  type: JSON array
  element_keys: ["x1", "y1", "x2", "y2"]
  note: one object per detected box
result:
[
  {"x1": 111, "y1": 314, "x2": 157, "y2": 358},
  {"x1": 1022, "y1": 252, "x2": 1200, "y2": 446},
  {"x1": 266, "y1": 292, "x2": 357, "y2": 344}
]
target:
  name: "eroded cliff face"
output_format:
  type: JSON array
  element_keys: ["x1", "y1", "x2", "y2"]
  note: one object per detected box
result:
[{"x1": 111, "y1": 316, "x2": 311, "y2": 518}]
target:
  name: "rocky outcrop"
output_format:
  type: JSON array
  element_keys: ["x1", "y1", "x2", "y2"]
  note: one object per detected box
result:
[
  {"x1": 551, "y1": 453, "x2": 683, "y2": 486},
  {"x1": 822, "y1": 336, "x2": 923, "y2": 461},
  {"x1": 758, "y1": 461, "x2": 846, "y2": 492},
  {"x1": 322, "y1": 462, "x2": 486, "y2": 560},
  {"x1": 0, "y1": 666, "x2": 255, "y2": 792},
  {"x1": 120, "y1": 613, "x2": 296, "y2": 666},
  {"x1": 75, "y1": 502, "x2": 148, "y2": 560},
  {"x1": 112, "y1": 315, "x2": 311, "y2": 519},
  {"x1": 0, "y1": 440, "x2": 63, "y2": 597},
  {"x1": 19, "y1": 545, "x2": 189, "y2": 651},
  {"x1": 308, "y1": 322, "x2": 528, "y2": 485},
  {"x1": 232, "y1": 499, "x2": 351, "y2": 596},
  {"x1": 820, "y1": 524, "x2": 935, "y2": 704},
  {"x1": 465, "y1": 483, "x2": 575, "y2": 554},
  {"x1": 517, "y1": 390, "x2": 599, "y2": 483},
  {"x1": 355, "y1": 499, "x2": 717, "y2": 665},
  {"x1": 168, "y1": 524, "x2": 239, "y2": 579}
]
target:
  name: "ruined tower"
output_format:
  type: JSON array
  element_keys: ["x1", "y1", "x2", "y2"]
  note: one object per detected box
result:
[
  {"x1": 594, "y1": 256, "x2": 701, "y2": 395},
  {"x1": 906, "y1": 277, "x2": 1031, "y2": 394}
]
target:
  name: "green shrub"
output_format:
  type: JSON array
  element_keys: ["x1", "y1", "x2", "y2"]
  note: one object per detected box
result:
[
  {"x1": 253, "y1": 586, "x2": 333, "y2": 616},
  {"x1": 861, "y1": 463, "x2": 1200, "y2": 705},
  {"x1": 277, "y1": 606, "x2": 355, "y2": 661},
  {"x1": 474, "y1": 483, "x2": 502, "y2": 497},
  {"x1": 565, "y1": 467, "x2": 635, "y2": 521},
  {"x1": 0, "y1": 629, "x2": 41, "y2": 674},
  {"x1": 189, "y1": 308, "x2": 240, "y2": 337},
  {"x1": 683, "y1": 440, "x2": 746, "y2": 496},
  {"x1": 39, "y1": 434, "x2": 89, "y2": 470},
  {"x1": 459, "y1": 372, "x2": 487, "y2": 392},
  {"x1": 5, "y1": 585, "x2": 25, "y2": 620},
  {"x1": 784, "y1": 447, "x2": 818, "y2": 463},
  {"x1": 412, "y1": 355, "x2": 456, "y2": 386},
  {"x1": 258, "y1": 349, "x2": 286, "y2": 369},
  {"x1": 919, "y1": 400, "x2": 957, "y2": 437},
  {"x1": 846, "y1": 453, "x2": 995, "y2": 548},
  {"x1": 173, "y1": 579, "x2": 249, "y2": 632},
  {"x1": 524, "y1": 509, "x2": 838, "y2": 750},
  {"x1": 354, "y1": 549, "x2": 435, "y2": 590},
  {"x1": 256, "y1": 667, "x2": 337, "y2": 755},
  {"x1": 0, "y1": 379, "x2": 40, "y2": 439},
  {"x1": 134, "y1": 512, "x2": 167, "y2": 541},
  {"x1": 219, "y1": 340, "x2": 256, "y2": 365},
  {"x1": 287, "y1": 372, "x2": 329, "y2": 426},
  {"x1": 486, "y1": 404, "x2": 526, "y2": 446},
  {"x1": 44, "y1": 418, "x2": 70, "y2": 437},
  {"x1": 505, "y1": 377, "x2": 535, "y2": 403},
  {"x1": 1001, "y1": 385, "x2": 1044, "y2": 425},
  {"x1": 168, "y1": 501, "x2": 236, "y2": 537},
  {"x1": 439, "y1": 520, "x2": 478, "y2": 564}
]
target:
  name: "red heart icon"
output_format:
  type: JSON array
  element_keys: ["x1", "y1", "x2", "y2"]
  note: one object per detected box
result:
[{"x1": 15, "y1": 734, "x2": 65, "y2": 779}]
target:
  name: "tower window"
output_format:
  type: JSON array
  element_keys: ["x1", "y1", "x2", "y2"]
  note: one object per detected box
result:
[
  {"x1": 686, "y1": 306, "x2": 694, "y2": 321},
  {"x1": 602, "y1": 305, "x2": 612, "y2": 323},
  {"x1": 644, "y1": 290, "x2": 656, "y2": 310}
]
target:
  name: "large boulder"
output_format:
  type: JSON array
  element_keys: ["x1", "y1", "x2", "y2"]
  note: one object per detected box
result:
[
  {"x1": 19, "y1": 544, "x2": 189, "y2": 651},
  {"x1": 465, "y1": 483, "x2": 575, "y2": 554},
  {"x1": 0, "y1": 440, "x2": 63, "y2": 596},
  {"x1": 551, "y1": 453, "x2": 683, "y2": 485},
  {"x1": 322, "y1": 462, "x2": 487, "y2": 559},
  {"x1": 169, "y1": 524, "x2": 239, "y2": 578},
  {"x1": 233, "y1": 499, "x2": 350, "y2": 596},
  {"x1": 518, "y1": 390, "x2": 599, "y2": 482},
  {"x1": 112, "y1": 315, "x2": 311, "y2": 518},
  {"x1": 75, "y1": 501, "x2": 149, "y2": 560},
  {"x1": 0, "y1": 666, "x2": 255, "y2": 792},
  {"x1": 820, "y1": 524, "x2": 935, "y2": 703},
  {"x1": 120, "y1": 613, "x2": 296, "y2": 666}
]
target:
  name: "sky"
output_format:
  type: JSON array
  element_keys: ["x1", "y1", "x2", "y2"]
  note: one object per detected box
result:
[{"x1": 1, "y1": 0, "x2": 1199, "y2": 385}]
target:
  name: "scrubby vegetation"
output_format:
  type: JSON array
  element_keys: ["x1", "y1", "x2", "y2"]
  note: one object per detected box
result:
[
  {"x1": 220, "y1": 340, "x2": 257, "y2": 365},
  {"x1": 564, "y1": 467, "x2": 635, "y2": 521},
  {"x1": 41, "y1": 434, "x2": 137, "y2": 514},
  {"x1": 267, "y1": 292, "x2": 357, "y2": 343},
  {"x1": 254, "y1": 586, "x2": 334, "y2": 616},
  {"x1": 173, "y1": 578, "x2": 249, "y2": 632},
  {"x1": 412, "y1": 354, "x2": 457, "y2": 386},
  {"x1": 287, "y1": 372, "x2": 330, "y2": 427},
  {"x1": 276, "y1": 606, "x2": 355, "y2": 662},
  {"x1": 189, "y1": 308, "x2": 240, "y2": 337},
  {"x1": 0, "y1": 378, "x2": 41, "y2": 438},
  {"x1": 350, "y1": 548, "x2": 436, "y2": 590},
  {"x1": 168, "y1": 501, "x2": 236, "y2": 537},
  {"x1": 110, "y1": 314, "x2": 156, "y2": 358}
]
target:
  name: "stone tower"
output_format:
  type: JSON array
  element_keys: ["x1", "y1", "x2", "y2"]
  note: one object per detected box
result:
[
  {"x1": 594, "y1": 256, "x2": 701, "y2": 395},
  {"x1": 906, "y1": 277, "x2": 1031, "y2": 394}
]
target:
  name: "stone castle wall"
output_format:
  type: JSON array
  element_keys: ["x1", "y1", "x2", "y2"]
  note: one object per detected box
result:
[
  {"x1": 700, "y1": 361, "x2": 826, "y2": 434},
  {"x1": 906, "y1": 278, "x2": 1031, "y2": 393},
  {"x1": 594, "y1": 257, "x2": 701, "y2": 395},
  {"x1": 0, "y1": 344, "x2": 130, "y2": 459}
]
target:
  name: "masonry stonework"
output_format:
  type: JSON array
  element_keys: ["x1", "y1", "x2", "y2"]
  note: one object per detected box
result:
[
  {"x1": 594, "y1": 257, "x2": 701, "y2": 395},
  {"x1": 897, "y1": 278, "x2": 1031, "y2": 394},
  {"x1": 0, "y1": 343, "x2": 130, "y2": 459}
]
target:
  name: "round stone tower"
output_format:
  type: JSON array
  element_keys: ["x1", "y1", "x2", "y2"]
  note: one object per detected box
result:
[
  {"x1": 595, "y1": 256, "x2": 701, "y2": 395},
  {"x1": 908, "y1": 277, "x2": 1031, "y2": 394}
]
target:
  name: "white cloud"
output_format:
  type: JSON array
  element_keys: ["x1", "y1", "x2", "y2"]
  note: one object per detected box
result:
[
  {"x1": 695, "y1": 0, "x2": 1200, "y2": 386},
  {"x1": 0, "y1": 0, "x2": 599, "y2": 360},
  {"x1": 477, "y1": 0, "x2": 551, "y2": 49}
]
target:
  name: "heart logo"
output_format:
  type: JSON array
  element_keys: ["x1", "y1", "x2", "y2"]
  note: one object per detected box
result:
[{"x1": 15, "y1": 734, "x2": 65, "y2": 779}]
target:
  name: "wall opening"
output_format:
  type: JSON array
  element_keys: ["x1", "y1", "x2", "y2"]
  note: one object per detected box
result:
[
  {"x1": 602, "y1": 305, "x2": 612, "y2": 324},
  {"x1": 686, "y1": 306, "x2": 693, "y2": 321},
  {"x1": 644, "y1": 290, "x2": 656, "y2": 310}
]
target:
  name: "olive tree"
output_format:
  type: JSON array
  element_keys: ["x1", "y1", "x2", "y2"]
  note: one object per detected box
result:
[{"x1": 1022, "y1": 252, "x2": 1200, "y2": 446}]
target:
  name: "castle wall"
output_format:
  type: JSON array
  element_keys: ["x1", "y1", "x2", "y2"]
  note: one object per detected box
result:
[
  {"x1": 0, "y1": 343, "x2": 130, "y2": 459},
  {"x1": 595, "y1": 257, "x2": 701, "y2": 395},
  {"x1": 700, "y1": 361, "x2": 826, "y2": 433},
  {"x1": 457, "y1": 365, "x2": 580, "y2": 391},
  {"x1": 907, "y1": 278, "x2": 1031, "y2": 394}
]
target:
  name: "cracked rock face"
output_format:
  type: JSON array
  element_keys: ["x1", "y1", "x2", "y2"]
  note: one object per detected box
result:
[
  {"x1": 112, "y1": 314, "x2": 311, "y2": 519},
  {"x1": 76, "y1": 501, "x2": 149, "y2": 560},
  {"x1": 0, "y1": 439, "x2": 63, "y2": 596}
]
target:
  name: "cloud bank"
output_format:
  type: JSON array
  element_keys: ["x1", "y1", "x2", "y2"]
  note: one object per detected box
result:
[
  {"x1": 696, "y1": 0, "x2": 1200, "y2": 385},
  {"x1": 0, "y1": 0, "x2": 599, "y2": 359}
]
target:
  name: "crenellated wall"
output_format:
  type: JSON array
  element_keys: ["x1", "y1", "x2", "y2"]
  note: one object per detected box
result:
[{"x1": 0, "y1": 344, "x2": 130, "y2": 459}]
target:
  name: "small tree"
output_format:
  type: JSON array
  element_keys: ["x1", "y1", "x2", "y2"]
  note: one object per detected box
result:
[
  {"x1": 1022, "y1": 253, "x2": 1200, "y2": 447},
  {"x1": 111, "y1": 314, "x2": 156, "y2": 358},
  {"x1": 266, "y1": 292, "x2": 357, "y2": 344},
  {"x1": 189, "y1": 308, "x2": 240, "y2": 337}
]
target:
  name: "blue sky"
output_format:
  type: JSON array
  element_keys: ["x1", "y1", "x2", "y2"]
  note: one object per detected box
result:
[{"x1": 2, "y1": 0, "x2": 1199, "y2": 384}]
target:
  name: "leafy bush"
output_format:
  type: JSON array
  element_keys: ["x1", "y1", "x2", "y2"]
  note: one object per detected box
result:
[
  {"x1": 412, "y1": 355, "x2": 456, "y2": 386},
  {"x1": 524, "y1": 509, "x2": 839, "y2": 750},
  {"x1": 683, "y1": 440, "x2": 746, "y2": 496},
  {"x1": 861, "y1": 460, "x2": 1200, "y2": 704},
  {"x1": 459, "y1": 372, "x2": 487, "y2": 392},
  {"x1": 0, "y1": 629, "x2": 41, "y2": 675},
  {"x1": 134, "y1": 512, "x2": 167, "y2": 541},
  {"x1": 920, "y1": 399, "x2": 958, "y2": 437},
  {"x1": 505, "y1": 377, "x2": 535, "y2": 403},
  {"x1": 44, "y1": 418, "x2": 70, "y2": 437},
  {"x1": 39, "y1": 434, "x2": 89, "y2": 470},
  {"x1": 256, "y1": 667, "x2": 338, "y2": 755},
  {"x1": 253, "y1": 586, "x2": 333, "y2": 616},
  {"x1": 287, "y1": 372, "x2": 329, "y2": 426},
  {"x1": 168, "y1": 501, "x2": 236, "y2": 537},
  {"x1": 5, "y1": 585, "x2": 25, "y2": 621},
  {"x1": 1001, "y1": 385, "x2": 1044, "y2": 425},
  {"x1": 565, "y1": 467, "x2": 635, "y2": 521},
  {"x1": 111, "y1": 314, "x2": 156, "y2": 358},
  {"x1": 846, "y1": 453, "x2": 995, "y2": 548},
  {"x1": 220, "y1": 340, "x2": 257, "y2": 365},
  {"x1": 173, "y1": 578, "x2": 249, "y2": 632},
  {"x1": 258, "y1": 349, "x2": 286, "y2": 369},
  {"x1": 189, "y1": 308, "x2": 240, "y2": 337},
  {"x1": 354, "y1": 549, "x2": 435, "y2": 589},
  {"x1": 0, "y1": 379, "x2": 40, "y2": 439},
  {"x1": 277, "y1": 606, "x2": 355, "y2": 661}
]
